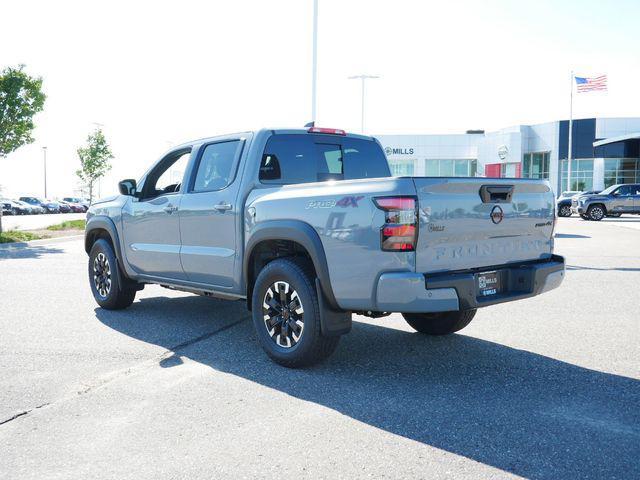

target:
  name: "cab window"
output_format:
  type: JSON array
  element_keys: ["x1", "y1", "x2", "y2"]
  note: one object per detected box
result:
[{"x1": 259, "y1": 134, "x2": 390, "y2": 185}]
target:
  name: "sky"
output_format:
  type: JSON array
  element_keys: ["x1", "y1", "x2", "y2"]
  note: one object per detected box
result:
[{"x1": 1, "y1": 0, "x2": 639, "y2": 198}]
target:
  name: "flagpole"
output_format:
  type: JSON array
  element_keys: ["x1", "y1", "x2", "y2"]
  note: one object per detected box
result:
[{"x1": 567, "y1": 70, "x2": 574, "y2": 192}]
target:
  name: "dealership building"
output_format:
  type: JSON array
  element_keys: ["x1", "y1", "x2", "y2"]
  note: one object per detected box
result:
[{"x1": 376, "y1": 117, "x2": 640, "y2": 195}]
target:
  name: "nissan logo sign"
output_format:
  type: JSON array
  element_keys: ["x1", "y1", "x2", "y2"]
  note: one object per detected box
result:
[
  {"x1": 490, "y1": 205, "x2": 504, "y2": 224},
  {"x1": 497, "y1": 145, "x2": 509, "y2": 160}
]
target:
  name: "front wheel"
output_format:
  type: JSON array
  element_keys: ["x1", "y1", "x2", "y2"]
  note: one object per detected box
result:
[
  {"x1": 587, "y1": 204, "x2": 606, "y2": 221},
  {"x1": 251, "y1": 258, "x2": 340, "y2": 368},
  {"x1": 88, "y1": 239, "x2": 136, "y2": 310},
  {"x1": 402, "y1": 309, "x2": 476, "y2": 335},
  {"x1": 558, "y1": 205, "x2": 572, "y2": 217}
]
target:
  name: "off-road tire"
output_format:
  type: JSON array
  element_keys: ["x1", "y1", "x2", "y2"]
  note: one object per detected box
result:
[
  {"x1": 251, "y1": 258, "x2": 340, "y2": 368},
  {"x1": 88, "y1": 238, "x2": 136, "y2": 310},
  {"x1": 587, "y1": 204, "x2": 606, "y2": 221},
  {"x1": 402, "y1": 309, "x2": 477, "y2": 335}
]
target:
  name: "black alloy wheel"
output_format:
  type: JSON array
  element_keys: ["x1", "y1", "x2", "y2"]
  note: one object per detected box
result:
[
  {"x1": 88, "y1": 238, "x2": 137, "y2": 310},
  {"x1": 262, "y1": 280, "x2": 305, "y2": 348},
  {"x1": 93, "y1": 252, "x2": 112, "y2": 299}
]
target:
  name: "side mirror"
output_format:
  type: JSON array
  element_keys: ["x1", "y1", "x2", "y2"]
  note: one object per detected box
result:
[{"x1": 118, "y1": 179, "x2": 137, "y2": 196}]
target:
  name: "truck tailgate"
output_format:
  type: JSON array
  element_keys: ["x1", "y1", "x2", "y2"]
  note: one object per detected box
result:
[{"x1": 413, "y1": 178, "x2": 555, "y2": 273}]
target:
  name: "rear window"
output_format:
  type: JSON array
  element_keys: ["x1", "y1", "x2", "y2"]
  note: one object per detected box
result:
[{"x1": 260, "y1": 134, "x2": 390, "y2": 185}]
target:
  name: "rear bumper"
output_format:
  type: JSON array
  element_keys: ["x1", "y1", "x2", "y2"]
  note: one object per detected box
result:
[{"x1": 375, "y1": 255, "x2": 565, "y2": 313}]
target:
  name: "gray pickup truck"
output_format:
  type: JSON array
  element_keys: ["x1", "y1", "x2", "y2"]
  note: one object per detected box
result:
[
  {"x1": 572, "y1": 183, "x2": 640, "y2": 220},
  {"x1": 85, "y1": 127, "x2": 565, "y2": 367}
]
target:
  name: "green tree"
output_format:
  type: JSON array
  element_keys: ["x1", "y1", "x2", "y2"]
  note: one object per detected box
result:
[
  {"x1": 76, "y1": 129, "x2": 113, "y2": 203},
  {"x1": 0, "y1": 65, "x2": 46, "y2": 233}
]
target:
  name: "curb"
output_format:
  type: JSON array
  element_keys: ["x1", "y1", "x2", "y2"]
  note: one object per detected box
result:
[{"x1": 0, "y1": 234, "x2": 84, "y2": 250}]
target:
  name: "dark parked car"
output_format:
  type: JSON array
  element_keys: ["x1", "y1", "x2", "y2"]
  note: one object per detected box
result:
[
  {"x1": 55, "y1": 200, "x2": 72, "y2": 213},
  {"x1": 1, "y1": 199, "x2": 13, "y2": 216},
  {"x1": 557, "y1": 190, "x2": 600, "y2": 217},
  {"x1": 63, "y1": 197, "x2": 89, "y2": 211},
  {"x1": 59, "y1": 200, "x2": 84, "y2": 213},
  {"x1": 8, "y1": 200, "x2": 31, "y2": 215},
  {"x1": 42, "y1": 200, "x2": 61, "y2": 214},
  {"x1": 16, "y1": 200, "x2": 43, "y2": 214},
  {"x1": 20, "y1": 196, "x2": 59, "y2": 214}
]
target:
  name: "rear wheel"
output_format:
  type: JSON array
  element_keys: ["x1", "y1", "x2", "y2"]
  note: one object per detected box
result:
[
  {"x1": 402, "y1": 309, "x2": 476, "y2": 335},
  {"x1": 587, "y1": 204, "x2": 606, "y2": 221},
  {"x1": 88, "y1": 239, "x2": 136, "y2": 310},
  {"x1": 251, "y1": 258, "x2": 340, "y2": 368},
  {"x1": 558, "y1": 205, "x2": 572, "y2": 217}
]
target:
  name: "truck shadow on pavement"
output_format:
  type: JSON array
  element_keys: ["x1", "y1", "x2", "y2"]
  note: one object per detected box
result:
[
  {"x1": 554, "y1": 233, "x2": 590, "y2": 238},
  {"x1": 95, "y1": 295, "x2": 640, "y2": 480},
  {"x1": 566, "y1": 264, "x2": 640, "y2": 272},
  {"x1": 0, "y1": 245, "x2": 64, "y2": 260}
]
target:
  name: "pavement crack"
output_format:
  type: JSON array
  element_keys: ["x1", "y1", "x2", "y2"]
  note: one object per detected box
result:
[{"x1": 0, "y1": 403, "x2": 50, "y2": 426}]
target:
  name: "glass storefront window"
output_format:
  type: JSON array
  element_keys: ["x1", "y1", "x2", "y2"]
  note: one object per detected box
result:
[
  {"x1": 603, "y1": 158, "x2": 640, "y2": 188},
  {"x1": 440, "y1": 159, "x2": 454, "y2": 176},
  {"x1": 425, "y1": 160, "x2": 439, "y2": 176},
  {"x1": 560, "y1": 158, "x2": 594, "y2": 191},
  {"x1": 389, "y1": 161, "x2": 415, "y2": 176},
  {"x1": 470, "y1": 160, "x2": 478, "y2": 177},
  {"x1": 454, "y1": 159, "x2": 468, "y2": 176},
  {"x1": 424, "y1": 159, "x2": 476, "y2": 177},
  {"x1": 501, "y1": 163, "x2": 517, "y2": 177},
  {"x1": 522, "y1": 152, "x2": 550, "y2": 179}
]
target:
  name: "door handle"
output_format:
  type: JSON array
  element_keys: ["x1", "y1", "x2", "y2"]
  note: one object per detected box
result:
[
  {"x1": 163, "y1": 205, "x2": 178, "y2": 214},
  {"x1": 214, "y1": 202, "x2": 232, "y2": 212}
]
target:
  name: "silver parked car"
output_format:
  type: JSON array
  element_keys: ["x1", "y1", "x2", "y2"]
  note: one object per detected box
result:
[{"x1": 572, "y1": 184, "x2": 640, "y2": 220}]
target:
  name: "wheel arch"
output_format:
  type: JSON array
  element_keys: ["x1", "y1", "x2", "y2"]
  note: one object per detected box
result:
[
  {"x1": 86, "y1": 216, "x2": 140, "y2": 289},
  {"x1": 244, "y1": 220, "x2": 339, "y2": 311},
  {"x1": 85, "y1": 216, "x2": 121, "y2": 256},
  {"x1": 588, "y1": 202, "x2": 607, "y2": 213}
]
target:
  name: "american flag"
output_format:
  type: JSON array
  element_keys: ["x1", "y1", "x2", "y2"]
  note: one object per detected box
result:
[{"x1": 575, "y1": 75, "x2": 607, "y2": 93}]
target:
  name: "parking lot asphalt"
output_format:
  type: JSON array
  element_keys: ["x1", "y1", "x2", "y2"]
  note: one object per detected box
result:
[
  {"x1": 1, "y1": 212, "x2": 85, "y2": 231},
  {"x1": 0, "y1": 217, "x2": 638, "y2": 480}
]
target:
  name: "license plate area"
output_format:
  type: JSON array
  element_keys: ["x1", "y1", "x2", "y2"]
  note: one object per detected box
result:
[{"x1": 476, "y1": 270, "x2": 503, "y2": 298}]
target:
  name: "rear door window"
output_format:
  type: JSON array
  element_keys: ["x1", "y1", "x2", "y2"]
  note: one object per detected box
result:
[
  {"x1": 259, "y1": 134, "x2": 390, "y2": 185},
  {"x1": 191, "y1": 140, "x2": 242, "y2": 192}
]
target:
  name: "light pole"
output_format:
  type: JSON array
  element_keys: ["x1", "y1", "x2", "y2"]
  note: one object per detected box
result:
[
  {"x1": 311, "y1": 0, "x2": 318, "y2": 124},
  {"x1": 42, "y1": 146, "x2": 48, "y2": 198},
  {"x1": 348, "y1": 74, "x2": 379, "y2": 133}
]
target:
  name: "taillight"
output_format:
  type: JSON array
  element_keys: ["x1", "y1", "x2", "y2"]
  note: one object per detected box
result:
[
  {"x1": 307, "y1": 127, "x2": 347, "y2": 135},
  {"x1": 374, "y1": 196, "x2": 417, "y2": 251}
]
